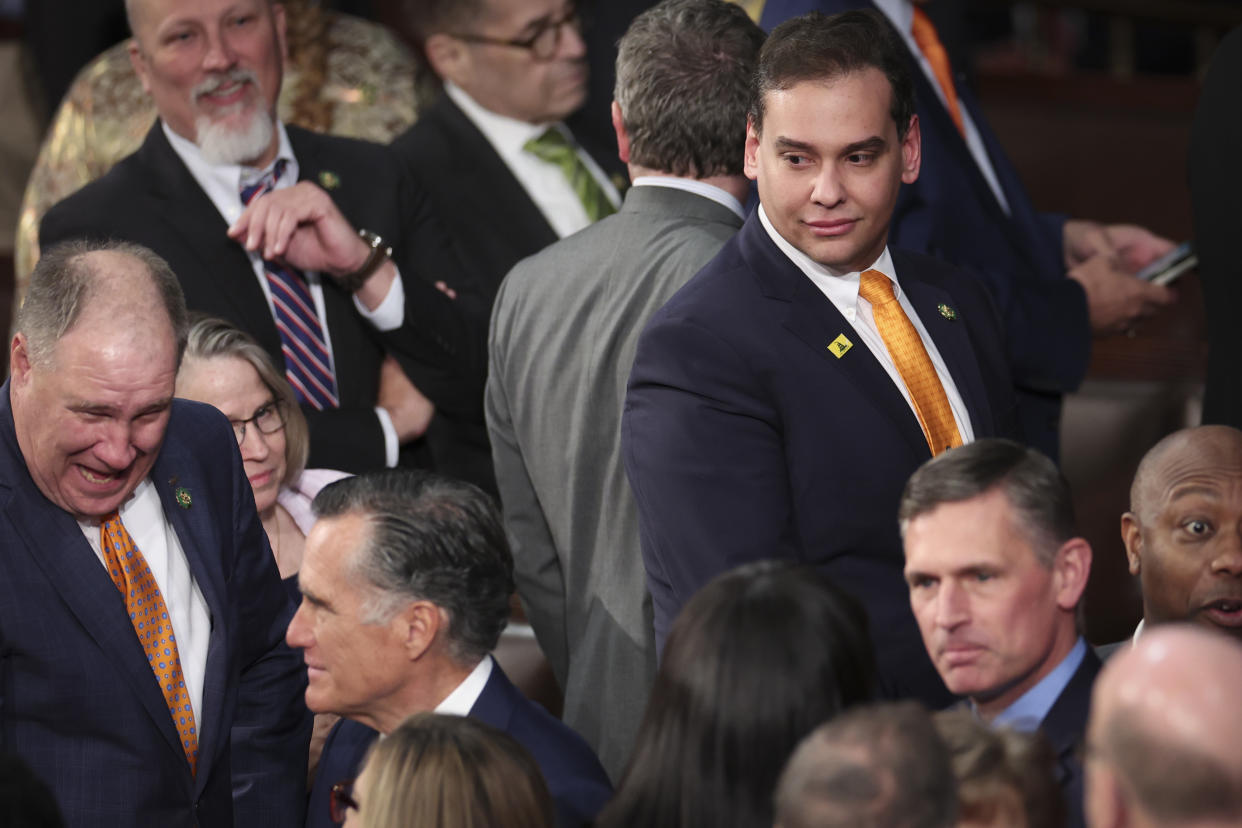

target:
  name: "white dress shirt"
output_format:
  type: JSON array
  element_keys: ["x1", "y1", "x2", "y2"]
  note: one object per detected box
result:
[
  {"x1": 163, "y1": 121, "x2": 402, "y2": 465},
  {"x1": 79, "y1": 479, "x2": 211, "y2": 730},
  {"x1": 631, "y1": 176, "x2": 746, "y2": 220},
  {"x1": 434, "y1": 654, "x2": 494, "y2": 716},
  {"x1": 872, "y1": 0, "x2": 1010, "y2": 214},
  {"x1": 445, "y1": 82, "x2": 620, "y2": 238},
  {"x1": 759, "y1": 205, "x2": 975, "y2": 442}
]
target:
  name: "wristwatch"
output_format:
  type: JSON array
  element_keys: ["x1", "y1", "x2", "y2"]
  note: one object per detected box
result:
[{"x1": 339, "y1": 229, "x2": 392, "y2": 292}]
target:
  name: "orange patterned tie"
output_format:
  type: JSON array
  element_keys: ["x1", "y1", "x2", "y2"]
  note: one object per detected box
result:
[
  {"x1": 858, "y1": 270, "x2": 962, "y2": 456},
  {"x1": 100, "y1": 512, "x2": 198, "y2": 774},
  {"x1": 911, "y1": 7, "x2": 966, "y2": 136}
]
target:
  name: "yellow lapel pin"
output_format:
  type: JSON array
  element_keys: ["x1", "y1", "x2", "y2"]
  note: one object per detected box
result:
[{"x1": 828, "y1": 334, "x2": 854, "y2": 358}]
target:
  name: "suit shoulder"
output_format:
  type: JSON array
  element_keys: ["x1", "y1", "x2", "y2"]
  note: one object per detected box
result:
[
  {"x1": 389, "y1": 101, "x2": 459, "y2": 166},
  {"x1": 646, "y1": 234, "x2": 755, "y2": 328},
  {"x1": 41, "y1": 149, "x2": 149, "y2": 242}
]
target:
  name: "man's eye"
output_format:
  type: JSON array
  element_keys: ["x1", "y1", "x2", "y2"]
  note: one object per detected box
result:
[
  {"x1": 1185, "y1": 519, "x2": 1211, "y2": 536},
  {"x1": 846, "y1": 153, "x2": 874, "y2": 165}
]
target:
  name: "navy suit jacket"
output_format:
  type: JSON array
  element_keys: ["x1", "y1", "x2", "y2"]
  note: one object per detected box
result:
[
  {"x1": 0, "y1": 386, "x2": 311, "y2": 827},
  {"x1": 306, "y1": 663, "x2": 612, "y2": 828},
  {"x1": 760, "y1": 0, "x2": 1090, "y2": 459},
  {"x1": 1040, "y1": 648, "x2": 1102, "y2": 828},
  {"x1": 40, "y1": 123, "x2": 485, "y2": 474},
  {"x1": 622, "y1": 214, "x2": 1017, "y2": 707}
]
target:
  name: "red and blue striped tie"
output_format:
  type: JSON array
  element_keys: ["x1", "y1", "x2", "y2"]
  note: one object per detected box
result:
[{"x1": 240, "y1": 160, "x2": 340, "y2": 410}]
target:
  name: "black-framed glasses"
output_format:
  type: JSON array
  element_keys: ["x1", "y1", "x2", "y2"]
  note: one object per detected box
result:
[
  {"x1": 449, "y1": 3, "x2": 580, "y2": 61},
  {"x1": 229, "y1": 398, "x2": 285, "y2": 445},
  {"x1": 329, "y1": 778, "x2": 358, "y2": 824}
]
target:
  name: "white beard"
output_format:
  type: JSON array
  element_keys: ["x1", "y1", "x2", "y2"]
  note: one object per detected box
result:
[{"x1": 196, "y1": 106, "x2": 275, "y2": 166}]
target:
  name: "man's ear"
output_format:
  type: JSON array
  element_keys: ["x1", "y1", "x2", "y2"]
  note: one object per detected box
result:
[
  {"x1": 1053, "y1": 537, "x2": 1092, "y2": 611},
  {"x1": 611, "y1": 101, "x2": 630, "y2": 165},
  {"x1": 272, "y1": 2, "x2": 289, "y2": 62},
  {"x1": 900, "y1": 114, "x2": 921, "y2": 184},
  {"x1": 424, "y1": 32, "x2": 468, "y2": 85},
  {"x1": 128, "y1": 38, "x2": 153, "y2": 95},
  {"x1": 743, "y1": 116, "x2": 761, "y2": 182},
  {"x1": 397, "y1": 600, "x2": 442, "y2": 661},
  {"x1": 10, "y1": 333, "x2": 34, "y2": 389},
  {"x1": 1120, "y1": 513, "x2": 1143, "y2": 576}
]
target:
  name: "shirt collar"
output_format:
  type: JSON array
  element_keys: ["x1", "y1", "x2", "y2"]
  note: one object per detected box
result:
[
  {"x1": 434, "y1": 653, "x2": 494, "y2": 716},
  {"x1": 445, "y1": 81, "x2": 552, "y2": 157},
  {"x1": 631, "y1": 176, "x2": 745, "y2": 220},
  {"x1": 989, "y1": 637, "x2": 1088, "y2": 731},
  {"x1": 163, "y1": 118, "x2": 297, "y2": 219}
]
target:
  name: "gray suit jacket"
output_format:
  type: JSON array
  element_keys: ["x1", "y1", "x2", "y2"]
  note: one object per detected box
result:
[{"x1": 485, "y1": 184, "x2": 744, "y2": 780}]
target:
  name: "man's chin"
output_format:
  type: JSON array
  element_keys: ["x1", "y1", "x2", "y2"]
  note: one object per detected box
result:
[{"x1": 195, "y1": 109, "x2": 276, "y2": 166}]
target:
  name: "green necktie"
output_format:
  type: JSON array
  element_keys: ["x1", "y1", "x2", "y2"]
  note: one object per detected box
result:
[{"x1": 523, "y1": 127, "x2": 616, "y2": 222}]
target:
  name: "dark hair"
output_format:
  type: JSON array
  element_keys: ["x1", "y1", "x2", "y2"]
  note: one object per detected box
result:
[
  {"x1": 358, "y1": 712, "x2": 554, "y2": 828},
  {"x1": 933, "y1": 709, "x2": 1065, "y2": 828},
  {"x1": 774, "y1": 701, "x2": 956, "y2": 828},
  {"x1": 614, "y1": 0, "x2": 764, "y2": 178},
  {"x1": 19, "y1": 239, "x2": 188, "y2": 368},
  {"x1": 898, "y1": 438, "x2": 1075, "y2": 567},
  {"x1": 750, "y1": 9, "x2": 914, "y2": 140},
  {"x1": 405, "y1": 0, "x2": 487, "y2": 44},
  {"x1": 312, "y1": 470, "x2": 513, "y2": 665},
  {"x1": 596, "y1": 561, "x2": 876, "y2": 828}
]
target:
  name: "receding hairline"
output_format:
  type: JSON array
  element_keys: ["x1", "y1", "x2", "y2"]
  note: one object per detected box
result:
[{"x1": 1129, "y1": 426, "x2": 1242, "y2": 521}]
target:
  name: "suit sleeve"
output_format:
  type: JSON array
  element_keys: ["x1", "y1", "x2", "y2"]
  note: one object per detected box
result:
[
  {"x1": 225, "y1": 423, "x2": 312, "y2": 826},
  {"x1": 485, "y1": 286, "x2": 569, "y2": 686},
  {"x1": 622, "y1": 314, "x2": 800, "y2": 649}
]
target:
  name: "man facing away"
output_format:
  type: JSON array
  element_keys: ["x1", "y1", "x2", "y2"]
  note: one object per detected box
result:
[
  {"x1": 1085, "y1": 624, "x2": 1242, "y2": 828},
  {"x1": 485, "y1": 0, "x2": 765, "y2": 780},
  {"x1": 900, "y1": 438, "x2": 1097, "y2": 828},
  {"x1": 622, "y1": 9, "x2": 1017, "y2": 706},
  {"x1": 0, "y1": 239, "x2": 309, "y2": 827},
  {"x1": 289, "y1": 471, "x2": 612, "y2": 828},
  {"x1": 40, "y1": 0, "x2": 483, "y2": 475},
  {"x1": 1118, "y1": 425, "x2": 1242, "y2": 645}
]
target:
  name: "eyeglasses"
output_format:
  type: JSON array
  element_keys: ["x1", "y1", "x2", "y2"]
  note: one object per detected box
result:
[
  {"x1": 450, "y1": 4, "x2": 580, "y2": 61},
  {"x1": 229, "y1": 399, "x2": 285, "y2": 445},
  {"x1": 329, "y1": 778, "x2": 358, "y2": 824}
]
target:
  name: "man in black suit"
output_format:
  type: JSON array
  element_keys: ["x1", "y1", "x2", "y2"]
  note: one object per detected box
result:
[
  {"x1": 288, "y1": 471, "x2": 612, "y2": 828},
  {"x1": 39, "y1": 0, "x2": 483, "y2": 475},
  {"x1": 900, "y1": 438, "x2": 1099, "y2": 828}
]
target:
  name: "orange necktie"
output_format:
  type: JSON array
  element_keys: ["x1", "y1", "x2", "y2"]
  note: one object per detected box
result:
[
  {"x1": 100, "y1": 512, "x2": 199, "y2": 774},
  {"x1": 911, "y1": 7, "x2": 965, "y2": 136},
  {"x1": 858, "y1": 270, "x2": 962, "y2": 456}
]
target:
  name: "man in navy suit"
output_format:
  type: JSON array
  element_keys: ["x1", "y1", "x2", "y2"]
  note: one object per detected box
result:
[
  {"x1": 758, "y1": 0, "x2": 1175, "y2": 459},
  {"x1": 900, "y1": 438, "x2": 1098, "y2": 828},
  {"x1": 0, "y1": 240, "x2": 309, "y2": 827},
  {"x1": 622, "y1": 9, "x2": 1016, "y2": 707},
  {"x1": 288, "y1": 471, "x2": 611, "y2": 828}
]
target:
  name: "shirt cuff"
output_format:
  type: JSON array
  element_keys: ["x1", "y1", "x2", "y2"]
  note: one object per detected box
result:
[
  {"x1": 374, "y1": 407, "x2": 400, "y2": 467},
  {"x1": 354, "y1": 265, "x2": 406, "y2": 331}
]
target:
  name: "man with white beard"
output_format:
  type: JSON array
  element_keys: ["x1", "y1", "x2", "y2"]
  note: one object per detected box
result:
[{"x1": 39, "y1": 0, "x2": 486, "y2": 477}]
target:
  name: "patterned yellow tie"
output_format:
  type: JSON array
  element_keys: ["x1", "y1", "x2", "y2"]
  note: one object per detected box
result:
[
  {"x1": 858, "y1": 269, "x2": 962, "y2": 456},
  {"x1": 100, "y1": 512, "x2": 198, "y2": 774},
  {"x1": 523, "y1": 128, "x2": 616, "y2": 222},
  {"x1": 911, "y1": 7, "x2": 966, "y2": 137}
]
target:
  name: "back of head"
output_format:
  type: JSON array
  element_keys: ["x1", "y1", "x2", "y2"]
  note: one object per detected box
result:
[
  {"x1": 597, "y1": 561, "x2": 876, "y2": 828},
  {"x1": 774, "y1": 701, "x2": 956, "y2": 828},
  {"x1": 359, "y1": 712, "x2": 553, "y2": 828},
  {"x1": 18, "y1": 239, "x2": 188, "y2": 369},
  {"x1": 311, "y1": 470, "x2": 513, "y2": 665},
  {"x1": 899, "y1": 438, "x2": 1075, "y2": 564},
  {"x1": 750, "y1": 9, "x2": 914, "y2": 139},
  {"x1": 933, "y1": 709, "x2": 1064, "y2": 828},
  {"x1": 1088, "y1": 625, "x2": 1242, "y2": 827},
  {"x1": 614, "y1": 0, "x2": 764, "y2": 178}
]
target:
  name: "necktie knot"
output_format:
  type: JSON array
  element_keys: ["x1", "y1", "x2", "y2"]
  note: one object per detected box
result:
[
  {"x1": 859, "y1": 269, "x2": 898, "y2": 306},
  {"x1": 240, "y1": 158, "x2": 289, "y2": 206},
  {"x1": 523, "y1": 127, "x2": 573, "y2": 163},
  {"x1": 523, "y1": 127, "x2": 616, "y2": 222}
]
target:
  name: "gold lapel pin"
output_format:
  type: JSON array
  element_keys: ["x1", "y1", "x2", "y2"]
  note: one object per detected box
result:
[
  {"x1": 938, "y1": 303, "x2": 958, "y2": 321},
  {"x1": 318, "y1": 170, "x2": 341, "y2": 191}
]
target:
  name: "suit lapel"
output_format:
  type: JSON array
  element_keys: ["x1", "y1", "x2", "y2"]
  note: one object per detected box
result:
[
  {"x1": 137, "y1": 124, "x2": 283, "y2": 354},
  {"x1": 896, "y1": 255, "x2": 995, "y2": 436},
  {"x1": 149, "y1": 440, "x2": 229, "y2": 793},
  {"x1": 0, "y1": 388, "x2": 190, "y2": 770},
  {"x1": 738, "y1": 219, "x2": 932, "y2": 461}
]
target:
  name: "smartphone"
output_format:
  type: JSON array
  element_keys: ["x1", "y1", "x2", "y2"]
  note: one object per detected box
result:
[{"x1": 1135, "y1": 241, "x2": 1197, "y2": 287}]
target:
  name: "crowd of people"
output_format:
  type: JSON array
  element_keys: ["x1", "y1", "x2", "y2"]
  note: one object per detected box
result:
[{"x1": 3, "y1": 0, "x2": 1241, "y2": 826}]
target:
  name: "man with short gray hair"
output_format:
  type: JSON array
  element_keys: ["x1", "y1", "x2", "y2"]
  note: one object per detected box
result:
[
  {"x1": 1, "y1": 239, "x2": 309, "y2": 827},
  {"x1": 485, "y1": 0, "x2": 764, "y2": 778},
  {"x1": 291, "y1": 470, "x2": 611, "y2": 828},
  {"x1": 900, "y1": 438, "x2": 1098, "y2": 828}
]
